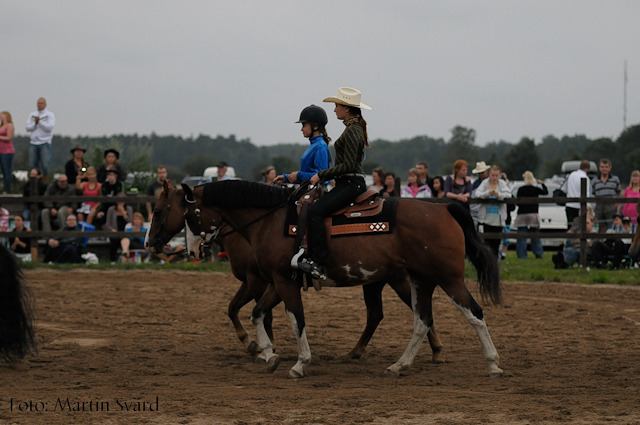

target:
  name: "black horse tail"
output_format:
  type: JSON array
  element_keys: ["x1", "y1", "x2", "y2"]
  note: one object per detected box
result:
[
  {"x1": 0, "y1": 244, "x2": 37, "y2": 362},
  {"x1": 446, "y1": 202, "x2": 503, "y2": 305}
]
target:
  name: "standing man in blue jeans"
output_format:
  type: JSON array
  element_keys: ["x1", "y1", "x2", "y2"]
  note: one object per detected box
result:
[{"x1": 26, "y1": 98, "x2": 55, "y2": 184}]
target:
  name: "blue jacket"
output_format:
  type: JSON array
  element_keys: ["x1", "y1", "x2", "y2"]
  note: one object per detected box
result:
[{"x1": 284, "y1": 135, "x2": 330, "y2": 184}]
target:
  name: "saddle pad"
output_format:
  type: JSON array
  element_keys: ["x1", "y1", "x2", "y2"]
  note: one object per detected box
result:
[{"x1": 285, "y1": 197, "x2": 398, "y2": 238}]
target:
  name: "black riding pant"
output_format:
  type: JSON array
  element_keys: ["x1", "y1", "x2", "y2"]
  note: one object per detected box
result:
[{"x1": 308, "y1": 176, "x2": 366, "y2": 265}]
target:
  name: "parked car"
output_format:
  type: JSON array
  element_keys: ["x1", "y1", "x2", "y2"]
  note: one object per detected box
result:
[{"x1": 510, "y1": 180, "x2": 567, "y2": 247}]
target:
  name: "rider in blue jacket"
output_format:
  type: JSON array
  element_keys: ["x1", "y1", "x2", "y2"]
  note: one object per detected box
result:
[{"x1": 274, "y1": 105, "x2": 331, "y2": 186}]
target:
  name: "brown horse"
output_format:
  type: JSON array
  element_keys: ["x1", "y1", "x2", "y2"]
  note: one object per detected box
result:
[
  {"x1": 147, "y1": 180, "x2": 502, "y2": 378},
  {"x1": 184, "y1": 224, "x2": 443, "y2": 362},
  {"x1": 630, "y1": 226, "x2": 640, "y2": 262}
]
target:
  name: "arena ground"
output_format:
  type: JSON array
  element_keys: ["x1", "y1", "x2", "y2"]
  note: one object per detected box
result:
[{"x1": 1, "y1": 270, "x2": 640, "y2": 424}]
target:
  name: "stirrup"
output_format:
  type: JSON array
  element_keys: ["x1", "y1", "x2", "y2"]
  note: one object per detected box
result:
[{"x1": 298, "y1": 258, "x2": 326, "y2": 280}]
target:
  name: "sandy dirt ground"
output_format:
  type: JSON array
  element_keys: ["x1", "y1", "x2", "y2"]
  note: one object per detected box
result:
[{"x1": 2, "y1": 269, "x2": 640, "y2": 425}]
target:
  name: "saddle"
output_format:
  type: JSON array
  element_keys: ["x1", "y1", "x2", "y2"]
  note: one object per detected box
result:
[{"x1": 287, "y1": 188, "x2": 393, "y2": 239}]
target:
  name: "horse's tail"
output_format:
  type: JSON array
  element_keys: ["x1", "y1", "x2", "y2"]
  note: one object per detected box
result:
[
  {"x1": 0, "y1": 245, "x2": 37, "y2": 362},
  {"x1": 446, "y1": 202, "x2": 503, "y2": 305}
]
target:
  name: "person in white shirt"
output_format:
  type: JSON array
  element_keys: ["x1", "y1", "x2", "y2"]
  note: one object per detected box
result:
[
  {"x1": 25, "y1": 98, "x2": 55, "y2": 183},
  {"x1": 561, "y1": 160, "x2": 591, "y2": 229}
]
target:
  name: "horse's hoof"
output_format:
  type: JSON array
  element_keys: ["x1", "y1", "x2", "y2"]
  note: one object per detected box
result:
[
  {"x1": 266, "y1": 355, "x2": 280, "y2": 372},
  {"x1": 289, "y1": 368, "x2": 304, "y2": 379},
  {"x1": 343, "y1": 350, "x2": 362, "y2": 360},
  {"x1": 489, "y1": 367, "x2": 504, "y2": 378},
  {"x1": 384, "y1": 367, "x2": 401, "y2": 377},
  {"x1": 246, "y1": 340, "x2": 259, "y2": 356},
  {"x1": 431, "y1": 352, "x2": 445, "y2": 364},
  {"x1": 254, "y1": 352, "x2": 267, "y2": 364}
]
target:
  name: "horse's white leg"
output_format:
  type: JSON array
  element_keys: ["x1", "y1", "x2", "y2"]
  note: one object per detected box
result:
[
  {"x1": 288, "y1": 311, "x2": 311, "y2": 378},
  {"x1": 386, "y1": 281, "x2": 429, "y2": 377},
  {"x1": 251, "y1": 312, "x2": 280, "y2": 371},
  {"x1": 449, "y1": 297, "x2": 503, "y2": 377}
]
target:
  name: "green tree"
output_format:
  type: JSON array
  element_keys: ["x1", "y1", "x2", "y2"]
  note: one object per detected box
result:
[
  {"x1": 615, "y1": 123, "x2": 640, "y2": 182},
  {"x1": 502, "y1": 137, "x2": 539, "y2": 179},
  {"x1": 440, "y1": 126, "x2": 478, "y2": 174},
  {"x1": 271, "y1": 156, "x2": 298, "y2": 178},
  {"x1": 181, "y1": 154, "x2": 217, "y2": 176}
]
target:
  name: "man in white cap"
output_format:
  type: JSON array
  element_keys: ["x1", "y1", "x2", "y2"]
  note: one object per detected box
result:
[{"x1": 470, "y1": 161, "x2": 491, "y2": 230}]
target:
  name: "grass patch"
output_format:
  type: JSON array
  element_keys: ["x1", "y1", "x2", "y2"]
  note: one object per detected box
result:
[
  {"x1": 466, "y1": 251, "x2": 640, "y2": 285},
  {"x1": 20, "y1": 260, "x2": 233, "y2": 273}
]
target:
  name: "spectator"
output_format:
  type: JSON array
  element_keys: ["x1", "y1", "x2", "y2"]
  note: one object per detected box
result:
[
  {"x1": 65, "y1": 144, "x2": 89, "y2": 186},
  {"x1": 146, "y1": 165, "x2": 168, "y2": 220},
  {"x1": 0, "y1": 111, "x2": 15, "y2": 194},
  {"x1": 75, "y1": 166, "x2": 101, "y2": 224},
  {"x1": 217, "y1": 161, "x2": 233, "y2": 181},
  {"x1": 96, "y1": 148, "x2": 126, "y2": 183},
  {"x1": 401, "y1": 168, "x2": 432, "y2": 198},
  {"x1": 514, "y1": 171, "x2": 548, "y2": 259},
  {"x1": 475, "y1": 165, "x2": 512, "y2": 259},
  {"x1": 552, "y1": 215, "x2": 595, "y2": 269},
  {"x1": 561, "y1": 159, "x2": 592, "y2": 229},
  {"x1": 41, "y1": 174, "x2": 76, "y2": 232},
  {"x1": 22, "y1": 168, "x2": 48, "y2": 223},
  {"x1": 25, "y1": 98, "x2": 55, "y2": 183},
  {"x1": 430, "y1": 176, "x2": 445, "y2": 198},
  {"x1": 444, "y1": 160, "x2": 473, "y2": 209},
  {"x1": 105, "y1": 193, "x2": 133, "y2": 264},
  {"x1": 380, "y1": 172, "x2": 397, "y2": 197},
  {"x1": 416, "y1": 161, "x2": 433, "y2": 188},
  {"x1": 368, "y1": 167, "x2": 385, "y2": 192},
  {"x1": 591, "y1": 213, "x2": 634, "y2": 269},
  {"x1": 470, "y1": 161, "x2": 491, "y2": 229},
  {"x1": 95, "y1": 167, "x2": 126, "y2": 229},
  {"x1": 42, "y1": 214, "x2": 84, "y2": 264},
  {"x1": 620, "y1": 170, "x2": 640, "y2": 225},
  {"x1": 260, "y1": 166, "x2": 278, "y2": 185},
  {"x1": 591, "y1": 158, "x2": 621, "y2": 232},
  {"x1": 120, "y1": 213, "x2": 147, "y2": 261},
  {"x1": 9, "y1": 215, "x2": 31, "y2": 260}
]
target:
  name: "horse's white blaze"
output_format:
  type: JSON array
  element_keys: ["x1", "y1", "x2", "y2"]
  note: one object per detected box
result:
[
  {"x1": 144, "y1": 217, "x2": 154, "y2": 252},
  {"x1": 449, "y1": 297, "x2": 503, "y2": 377},
  {"x1": 358, "y1": 268, "x2": 377, "y2": 281},
  {"x1": 288, "y1": 311, "x2": 311, "y2": 378},
  {"x1": 386, "y1": 281, "x2": 429, "y2": 376},
  {"x1": 251, "y1": 313, "x2": 277, "y2": 364},
  {"x1": 185, "y1": 224, "x2": 200, "y2": 258}
]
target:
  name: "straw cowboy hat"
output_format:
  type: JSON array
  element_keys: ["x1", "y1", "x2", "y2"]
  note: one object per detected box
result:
[
  {"x1": 472, "y1": 161, "x2": 491, "y2": 174},
  {"x1": 323, "y1": 87, "x2": 372, "y2": 110}
]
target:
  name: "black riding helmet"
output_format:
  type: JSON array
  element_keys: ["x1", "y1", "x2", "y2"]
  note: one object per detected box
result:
[{"x1": 295, "y1": 105, "x2": 328, "y2": 126}]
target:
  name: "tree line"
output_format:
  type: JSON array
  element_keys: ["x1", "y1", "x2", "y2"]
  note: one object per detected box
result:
[{"x1": 9, "y1": 122, "x2": 640, "y2": 188}]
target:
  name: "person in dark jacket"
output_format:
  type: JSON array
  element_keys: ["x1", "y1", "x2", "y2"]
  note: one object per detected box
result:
[
  {"x1": 65, "y1": 144, "x2": 89, "y2": 186},
  {"x1": 96, "y1": 148, "x2": 126, "y2": 183},
  {"x1": 41, "y1": 174, "x2": 77, "y2": 232},
  {"x1": 42, "y1": 214, "x2": 84, "y2": 264},
  {"x1": 514, "y1": 171, "x2": 549, "y2": 259}
]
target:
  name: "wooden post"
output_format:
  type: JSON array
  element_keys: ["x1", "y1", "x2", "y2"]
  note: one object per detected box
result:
[
  {"x1": 579, "y1": 178, "x2": 587, "y2": 267},
  {"x1": 394, "y1": 177, "x2": 401, "y2": 197},
  {"x1": 29, "y1": 176, "x2": 39, "y2": 262}
]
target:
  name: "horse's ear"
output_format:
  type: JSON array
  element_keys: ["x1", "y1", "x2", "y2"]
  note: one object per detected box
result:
[
  {"x1": 162, "y1": 180, "x2": 170, "y2": 194},
  {"x1": 181, "y1": 183, "x2": 194, "y2": 202}
]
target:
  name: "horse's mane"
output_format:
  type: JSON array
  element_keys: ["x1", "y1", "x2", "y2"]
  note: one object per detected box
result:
[{"x1": 201, "y1": 180, "x2": 295, "y2": 208}]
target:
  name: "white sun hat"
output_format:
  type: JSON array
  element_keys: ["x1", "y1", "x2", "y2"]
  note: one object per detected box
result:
[
  {"x1": 472, "y1": 161, "x2": 491, "y2": 174},
  {"x1": 323, "y1": 87, "x2": 372, "y2": 110}
]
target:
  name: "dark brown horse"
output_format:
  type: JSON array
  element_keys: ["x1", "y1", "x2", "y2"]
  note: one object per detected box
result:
[
  {"x1": 0, "y1": 244, "x2": 36, "y2": 363},
  {"x1": 184, "y1": 224, "x2": 443, "y2": 363},
  {"x1": 147, "y1": 180, "x2": 502, "y2": 378},
  {"x1": 630, "y1": 225, "x2": 640, "y2": 262}
]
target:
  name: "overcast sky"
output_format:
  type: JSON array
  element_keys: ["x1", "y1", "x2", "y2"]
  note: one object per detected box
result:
[{"x1": 3, "y1": 1, "x2": 639, "y2": 146}]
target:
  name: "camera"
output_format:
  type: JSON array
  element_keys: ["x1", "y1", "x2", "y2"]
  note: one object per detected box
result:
[{"x1": 81, "y1": 167, "x2": 87, "y2": 172}]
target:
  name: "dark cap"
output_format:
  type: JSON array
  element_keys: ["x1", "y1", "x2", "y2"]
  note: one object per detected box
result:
[
  {"x1": 622, "y1": 216, "x2": 632, "y2": 223},
  {"x1": 104, "y1": 148, "x2": 120, "y2": 159},
  {"x1": 70, "y1": 144, "x2": 86, "y2": 154},
  {"x1": 217, "y1": 161, "x2": 228, "y2": 168},
  {"x1": 613, "y1": 212, "x2": 623, "y2": 220},
  {"x1": 105, "y1": 167, "x2": 119, "y2": 175}
]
